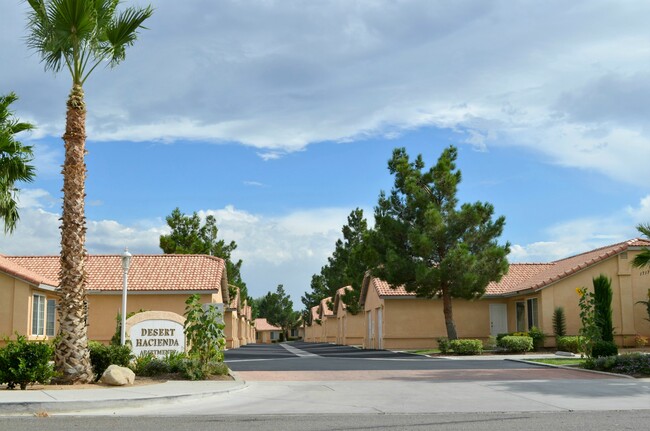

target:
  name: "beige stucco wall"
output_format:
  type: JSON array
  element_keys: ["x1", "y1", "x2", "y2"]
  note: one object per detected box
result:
[
  {"x1": 304, "y1": 324, "x2": 318, "y2": 342},
  {"x1": 0, "y1": 273, "x2": 58, "y2": 345},
  {"x1": 86, "y1": 292, "x2": 216, "y2": 344},
  {"x1": 529, "y1": 252, "x2": 650, "y2": 347},
  {"x1": 224, "y1": 309, "x2": 239, "y2": 349},
  {"x1": 320, "y1": 316, "x2": 337, "y2": 343}
]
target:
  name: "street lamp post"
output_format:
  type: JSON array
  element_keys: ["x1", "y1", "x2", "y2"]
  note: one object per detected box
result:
[{"x1": 121, "y1": 248, "x2": 132, "y2": 346}]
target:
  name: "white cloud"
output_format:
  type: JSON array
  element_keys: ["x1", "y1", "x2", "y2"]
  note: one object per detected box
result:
[
  {"x1": 2, "y1": 190, "x2": 361, "y2": 303},
  {"x1": 3, "y1": 1, "x2": 650, "y2": 182},
  {"x1": 509, "y1": 195, "x2": 650, "y2": 262}
]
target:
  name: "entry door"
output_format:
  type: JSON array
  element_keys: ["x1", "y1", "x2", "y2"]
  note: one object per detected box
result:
[
  {"x1": 489, "y1": 303, "x2": 508, "y2": 336},
  {"x1": 367, "y1": 311, "x2": 374, "y2": 349},
  {"x1": 377, "y1": 308, "x2": 383, "y2": 350}
]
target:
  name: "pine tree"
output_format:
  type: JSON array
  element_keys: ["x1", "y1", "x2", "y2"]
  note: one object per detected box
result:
[
  {"x1": 593, "y1": 274, "x2": 614, "y2": 342},
  {"x1": 367, "y1": 146, "x2": 510, "y2": 339}
]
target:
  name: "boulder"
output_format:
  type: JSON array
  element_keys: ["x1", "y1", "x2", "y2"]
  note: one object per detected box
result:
[{"x1": 100, "y1": 365, "x2": 135, "y2": 386}]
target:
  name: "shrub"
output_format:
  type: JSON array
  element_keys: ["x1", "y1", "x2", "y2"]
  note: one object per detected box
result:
[
  {"x1": 497, "y1": 336, "x2": 533, "y2": 353},
  {"x1": 586, "y1": 353, "x2": 650, "y2": 376},
  {"x1": 591, "y1": 340, "x2": 618, "y2": 358},
  {"x1": 437, "y1": 337, "x2": 450, "y2": 354},
  {"x1": 496, "y1": 333, "x2": 510, "y2": 342},
  {"x1": 131, "y1": 352, "x2": 156, "y2": 376},
  {"x1": 89, "y1": 341, "x2": 133, "y2": 381},
  {"x1": 137, "y1": 357, "x2": 171, "y2": 377},
  {"x1": 528, "y1": 327, "x2": 546, "y2": 351},
  {"x1": 182, "y1": 359, "x2": 229, "y2": 380},
  {"x1": 165, "y1": 351, "x2": 188, "y2": 373},
  {"x1": 449, "y1": 339, "x2": 483, "y2": 355},
  {"x1": 484, "y1": 336, "x2": 497, "y2": 350},
  {"x1": 553, "y1": 307, "x2": 566, "y2": 338},
  {"x1": 556, "y1": 336, "x2": 582, "y2": 353},
  {"x1": 0, "y1": 335, "x2": 56, "y2": 390},
  {"x1": 593, "y1": 275, "x2": 614, "y2": 342},
  {"x1": 635, "y1": 334, "x2": 648, "y2": 348}
]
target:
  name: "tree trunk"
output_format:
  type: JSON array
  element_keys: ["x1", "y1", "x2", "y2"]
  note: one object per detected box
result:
[
  {"x1": 441, "y1": 286, "x2": 458, "y2": 340},
  {"x1": 55, "y1": 84, "x2": 93, "y2": 384}
]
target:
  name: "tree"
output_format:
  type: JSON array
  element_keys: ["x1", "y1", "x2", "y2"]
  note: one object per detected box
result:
[
  {"x1": 632, "y1": 223, "x2": 650, "y2": 269},
  {"x1": 26, "y1": 0, "x2": 152, "y2": 383},
  {"x1": 0, "y1": 92, "x2": 35, "y2": 233},
  {"x1": 367, "y1": 146, "x2": 510, "y2": 340},
  {"x1": 301, "y1": 208, "x2": 371, "y2": 318},
  {"x1": 257, "y1": 285, "x2": 301, "y2": 340},
  {"x1": 593, "y1": 275, "x2": 614, "y2": 343},
  {"x1": 160, "y1": 207, "x2": 249, "y2": 301}
]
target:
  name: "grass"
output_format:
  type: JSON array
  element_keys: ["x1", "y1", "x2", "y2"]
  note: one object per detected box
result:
[
  {"x1": 527, "y1": 358, "x2": 585, "y2": 366},
  {"x1": 405, "y1": 349, "x2": 441, "y2": 355}
]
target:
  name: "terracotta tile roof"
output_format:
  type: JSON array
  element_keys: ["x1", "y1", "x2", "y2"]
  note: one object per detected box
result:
[
  {"x1": 319, "y1": 296, "x2": 334, "y2": 319},
  {"x1": 254, "y1": 318, "x2": 280, "y2": 331},
  {"x1": 0, "y1": 255, "x2": 58, "y2": 288},
  {"x1": 333, "y1": 286, "x2": 352, "y2": 312},
  {"x1": 488, "y1": 238, "x2": 650, "y2": 295},
  {"x1": 5, "y1": 254, "x2": 228, "y2": 295}
]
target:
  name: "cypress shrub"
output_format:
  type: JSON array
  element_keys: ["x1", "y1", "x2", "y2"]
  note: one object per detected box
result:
[
  {"x1": 593, "y1": 274, "x2": 614, "y2": 342},
  {"x1": 591, "y1": 340, "x2": 618, "y2": 358},
  {"x1": 552, "y1": 306, "x2": 566, "y2": 338}
]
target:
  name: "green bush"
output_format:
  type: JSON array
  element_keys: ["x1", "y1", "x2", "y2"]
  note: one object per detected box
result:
[
  {"x1": 497, "y1": 335, "x2": 533, "y2": 353},
  {"x1": 0, "y1": 336, "x2": 56, "y2": 390},
  {"x1": 528, "y1": 327, "x2": 546, "y2": 351},
  {"x1": 496, "y1": 333, "x2": 510, "y2": 342},
  {"x1": 553, "y1": 306, "x2": 566, "y2": 338},
  {"x1": 131, "y1": 352, "x2": 156, "y2": 376},
  {"x1": 591, "y1": 340, "x2": 618, "y2": 358},
  {"x1": 437, "y1": 337, "x2": 450, "y2": 354},
  {"x1": 449, "y1": 339, "x2": 483, "y2": 355},
  {"x1": 556, "y1": 336, "x2": 582, "y2": 353},
  {"x1": 137, "y1": 357, "x2": 171, "y2": 377},
  {"x1": 182, "y1": 359, "x2": 229, "y2": 380},
  {"x1": 585, "y1": 353, "x2": 650, "y2": 376},
  {"x1": 89, "y1": 341, "x2": 133, "y2": 381},
  {"x1": 165, "y1": 351, "x2": 188, "y2": 373}
]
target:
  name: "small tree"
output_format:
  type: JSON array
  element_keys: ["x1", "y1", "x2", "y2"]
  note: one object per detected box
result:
[
  {"x1": 367, "y1": 146, "x2": 510, "y2": 339},
  {"x1": 184, "y1": 294, "x2": 226, "y2": 378},
  {"x1": 258, "y1": 285, "x2": 301, "y2": 340},
  {"x1": 552, "y1": 306, "x2": 566, "y2": 338},
  {"x1": 576, "y1": 287, "x2": 601, "y2": 358},
  {"x1": 593, "y1": 275, "x2": 614, "y2": 343}
]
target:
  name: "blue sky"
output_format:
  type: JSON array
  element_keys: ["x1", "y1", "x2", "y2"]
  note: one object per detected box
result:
[{"x1": 2, "y1": 1, "x2": 650, "y2": 307}]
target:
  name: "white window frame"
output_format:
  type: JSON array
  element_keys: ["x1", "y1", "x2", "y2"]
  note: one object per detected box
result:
[{"x1": 32, "y1": 294, "x2": 46, "y2": 336}]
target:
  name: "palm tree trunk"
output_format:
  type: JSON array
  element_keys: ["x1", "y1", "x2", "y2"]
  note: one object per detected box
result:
[{"x1": 55, "y1": 84, "x2": 93, "y2": 384}]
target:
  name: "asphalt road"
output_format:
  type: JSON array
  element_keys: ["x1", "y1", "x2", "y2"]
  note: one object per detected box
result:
[
  {"x1": 224, "y1": 341, "x2": 545, "y2": 372},
  {"x1": 7, "y1": 411, "x2": 650, "y2": 430}
]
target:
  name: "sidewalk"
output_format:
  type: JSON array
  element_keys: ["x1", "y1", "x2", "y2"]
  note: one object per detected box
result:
[{"x1": 0, "y1": 378, "x2": 248, "y2": 416}]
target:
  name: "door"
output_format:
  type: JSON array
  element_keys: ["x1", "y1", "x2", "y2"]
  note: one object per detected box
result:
[
  {"x1": 377, "y1": 307, "x2": 383, "y2": 350},
  {"x1": 489, "y1": 303, "x2": 508, "y2": 336},
  {"x1": 366, "y1": 311, "x2": 373, "y2": 349}
]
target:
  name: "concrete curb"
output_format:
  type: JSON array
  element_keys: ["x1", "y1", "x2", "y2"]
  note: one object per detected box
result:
[
  {"x1": 0, "y1": 379, "x2": 249, "y2": 416},
  {"x1": 508, "y1": 358, "x2": 635, "y2": 379}
]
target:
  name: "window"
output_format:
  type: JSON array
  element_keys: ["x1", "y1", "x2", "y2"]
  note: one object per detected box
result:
[
  {"x1": 516, "y1": 302, "x2": 526, "y2": 332},
  {"x1": 46, "y1": 299, "x2": 56, "y2": 336},
  {"x1": 32, "y1": 294, "x2": 45, "y2": 336},
  {"x1": 270, "y1": 331, "x2": 278, "y2": 340},
  {"x1": 527, "y1": 298, "x2": 539, "y2": 329}
]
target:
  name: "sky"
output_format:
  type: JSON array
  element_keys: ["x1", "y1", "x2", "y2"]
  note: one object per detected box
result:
[{"x1": 2, "y1": 0, "x2": 650, "y2": 308}]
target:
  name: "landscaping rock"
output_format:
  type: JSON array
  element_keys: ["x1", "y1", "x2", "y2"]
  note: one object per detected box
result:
[
  {"x1": 100, "y1": 365, "x2": 135, "y2": 386},
  {"x1": 555, "y1": 351, "x2": 576, "y2": 357}
]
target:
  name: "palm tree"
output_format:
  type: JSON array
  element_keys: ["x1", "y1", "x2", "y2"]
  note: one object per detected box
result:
[
  {"x1": 26, "y1": 0, "x2": 152, "y2": 383},
  {"x1": 0, "y1": 92, "x2": 35, "y2": 234},
  {"x1": 633, "y1": 223, "x2": 650, "y2": 269}
]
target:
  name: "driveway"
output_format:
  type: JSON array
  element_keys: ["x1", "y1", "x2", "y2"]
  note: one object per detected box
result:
[{"x1": 224, "y1": 341, "x2": 619, "y2": 381}]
